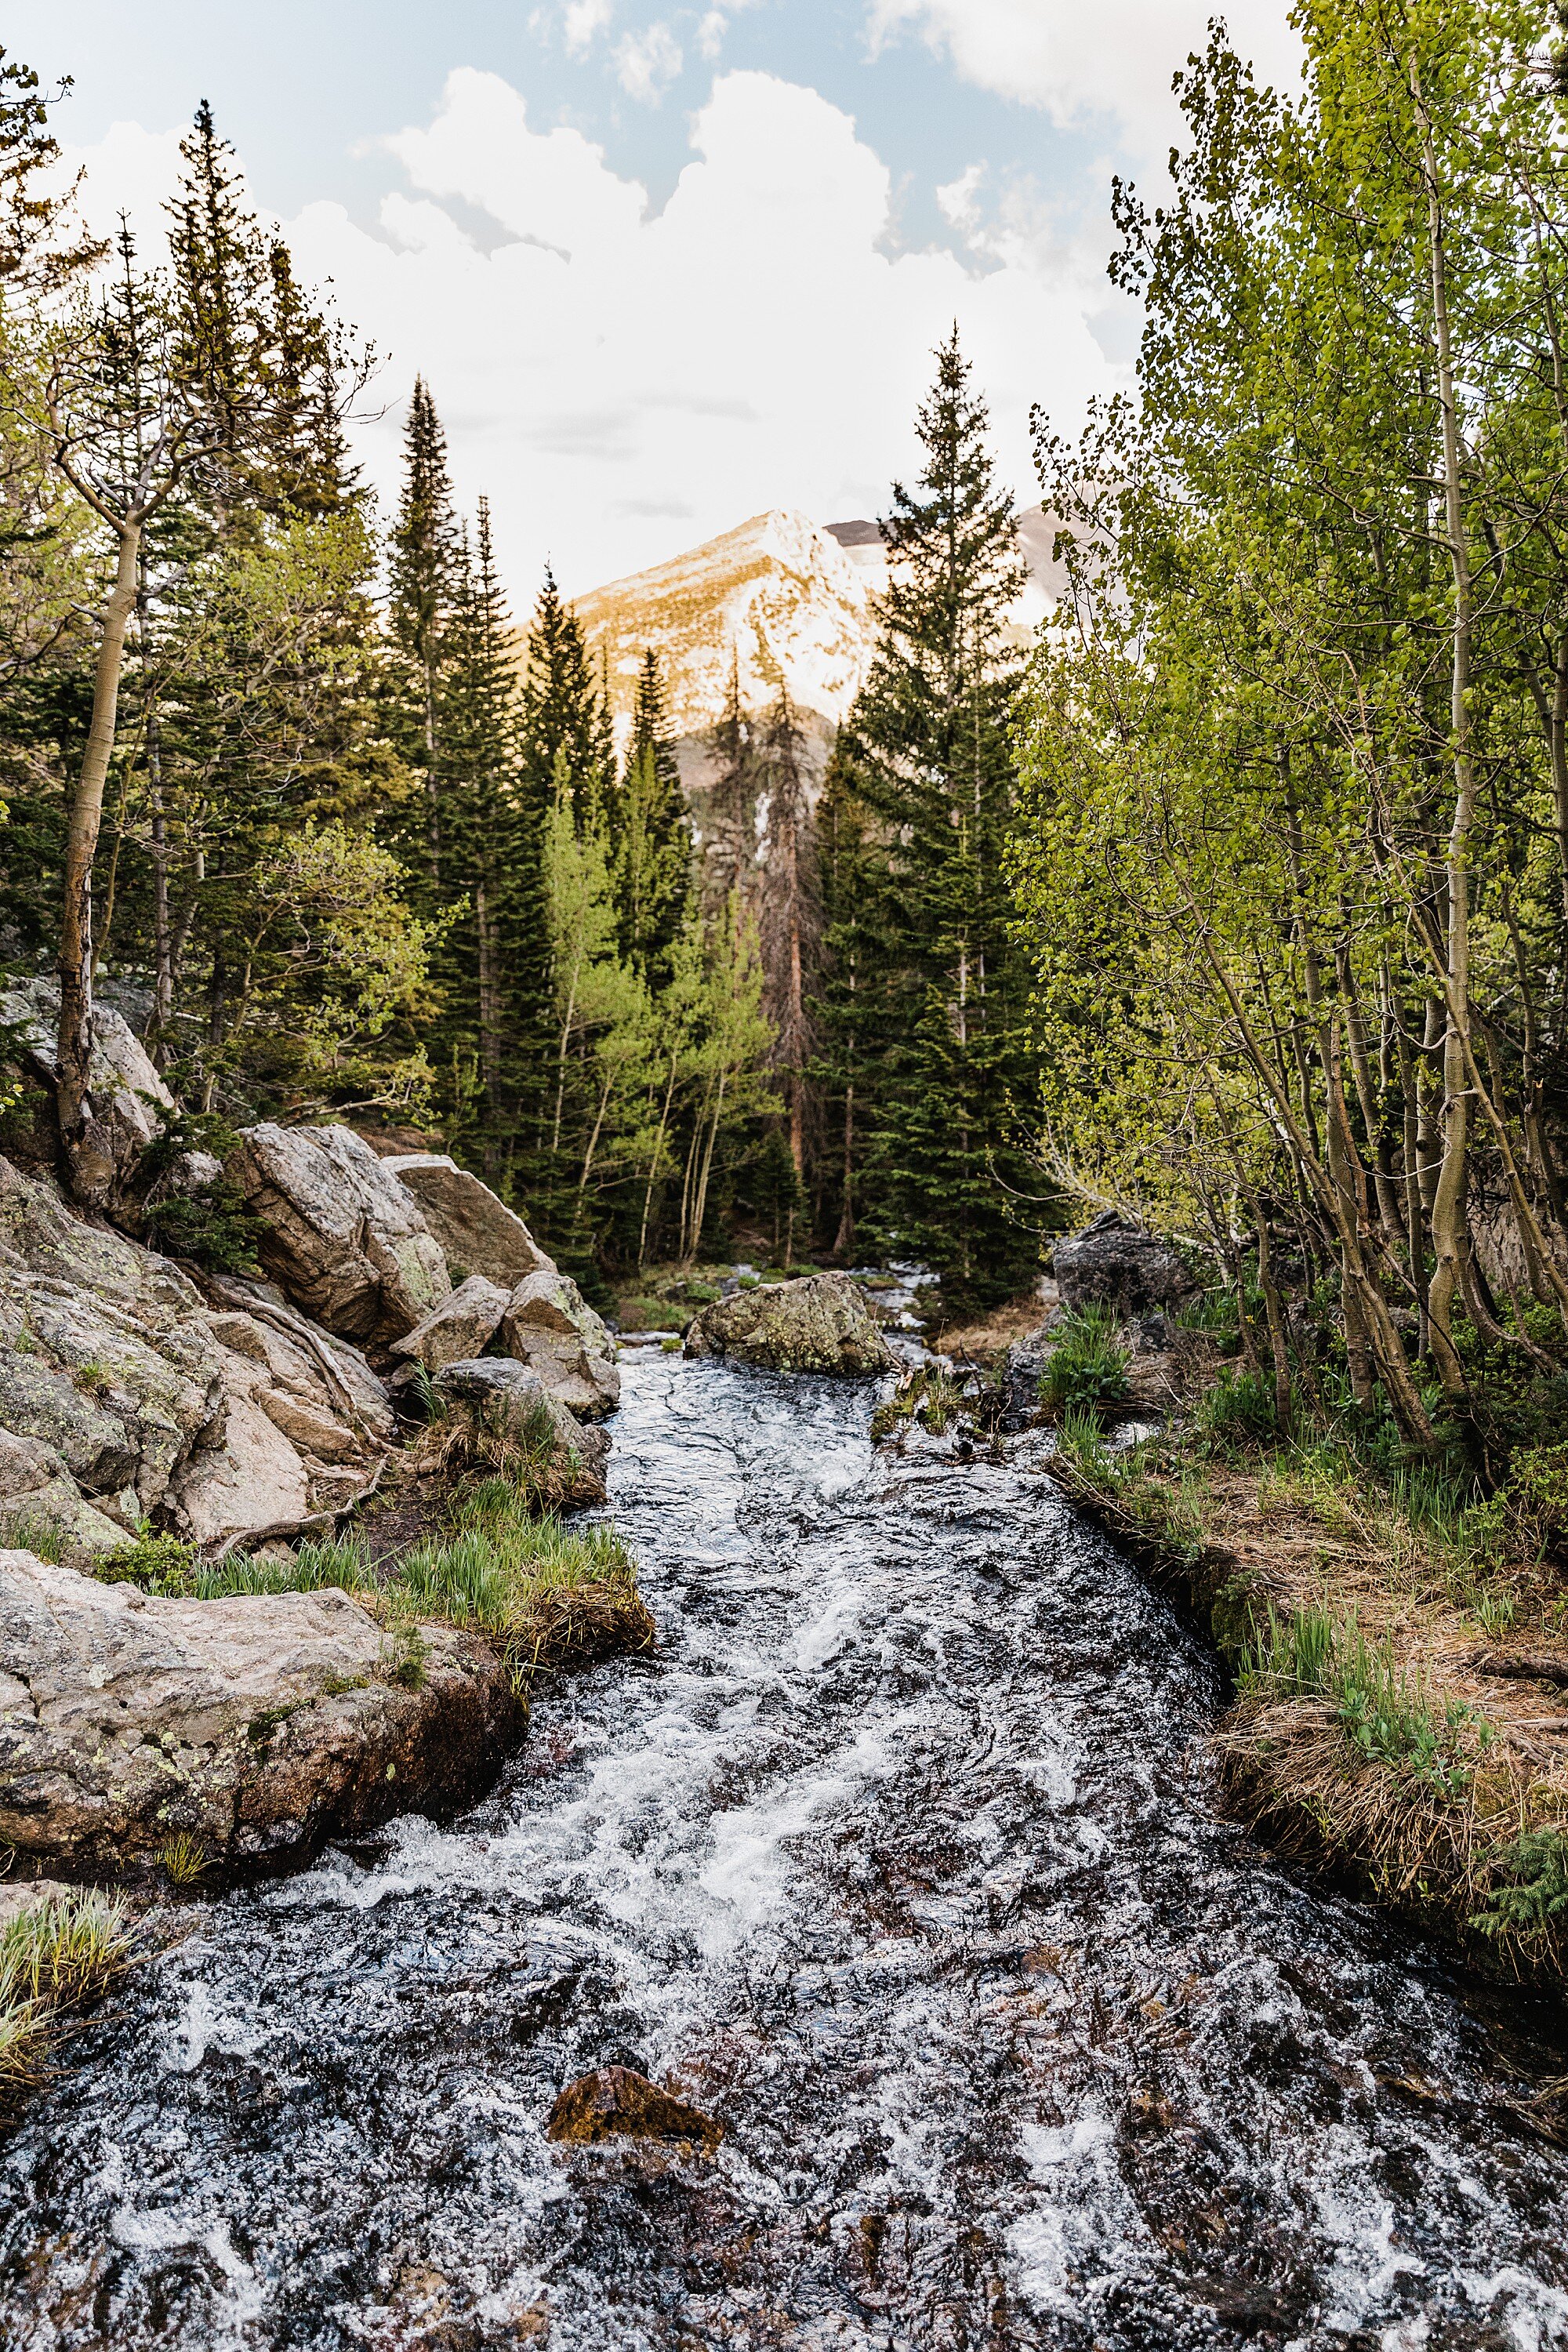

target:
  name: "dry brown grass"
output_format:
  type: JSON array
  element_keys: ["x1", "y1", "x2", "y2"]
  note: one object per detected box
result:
[{"x1": 1048, "y1": 1423, "x2": 1568, "y2": 1984}]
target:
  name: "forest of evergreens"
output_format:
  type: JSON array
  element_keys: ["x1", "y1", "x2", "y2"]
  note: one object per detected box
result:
[
  {"x1": 0, "y1": 56, "x2": 1033, "y2": 1312},
  {"x1": 6, "y1": 0, "x2": 1568, "y2": 1471}
]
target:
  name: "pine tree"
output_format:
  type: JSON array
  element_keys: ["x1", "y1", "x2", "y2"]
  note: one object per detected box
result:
[
  {"x1": 388, "y1": 377, "x2": 458, "y2": 878},
  {"x1": 434, "y1": 499, "x2": 523, "y2": 1168},
  {"x1": 612, "y1": 650, "x2": 691, "y2": 980},
  {"x1": 702, "y1": 648, "x2": 757, "y2": 916},
  {"x1": 519, "y1": 567, "x2": 610, "y2": 833},
  {"x1": 836, "y1": 328, "x2": 1038, "y2": 1308},
  {"x1": 809, "y1": 738, "x2": 874, "y2": 1257}
]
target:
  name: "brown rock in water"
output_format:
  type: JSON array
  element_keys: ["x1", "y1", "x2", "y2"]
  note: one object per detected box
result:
[
  {"x1": 684, "y1": 1271, "x2": 895, "y2": 1377},
  {"x1": 546, "y1": 2065, "x2": 723, "y2": 2154}
]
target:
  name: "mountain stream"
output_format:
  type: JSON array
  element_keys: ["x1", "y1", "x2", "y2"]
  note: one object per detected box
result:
[{"x1": 3, "y1": 1347, "x2": 1568, "y2": 2350}]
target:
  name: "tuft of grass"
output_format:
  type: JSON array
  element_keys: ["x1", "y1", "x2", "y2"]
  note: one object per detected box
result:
[
  {"x1": 1243, "y1": 1605, "x2": 1487, "y2": 1802},
  {"x1": 2, "y1": 1512, "x2": 65, "y2": 1565},
  {"x1": 0, "y1": 1889, "x2": 133, "y2": 2009},
  {"x1": 156, "y1": 1833, "x2": 210, "y2": 1886},
  {"x1": 1193, "y1": 1368, "x2": 1280, "y2": 1453},
  {"x1": 870, "y1": 1366, "x2": 965, "y2": 1443},
  {"x1": 194, "y1": 1534, "x2": 373, "y2": 1602},
  {"x1": 1038, "y1": 1306, "x2": 1131, "y2": 1421},
  {"x1": 71, "y1": 1358, "x2": 113, "y2": 1395},
  {"x1": 617, "y1": 1298, "x2": 687, "y2": 1333},
  {"x1": 389, "y1": 1479, "x2": 653, "y2": 1682}
]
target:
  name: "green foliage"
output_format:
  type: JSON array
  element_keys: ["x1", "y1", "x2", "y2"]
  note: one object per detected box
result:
[
  {"x1": 136, "y1": 1111, "x2": 263, "y2": 1275},
  {"x1": 1472, "y1": 1830, "x2": 1568, "y2": 1944},
  {"x1": 1245, "y1": 1605, "x2": 1487, "y2": 1802},
  {"x1": 1038, "y1": 1307, "x2": 1131, "y2": 1419},
  {"x1": 96, "y1": 1528, "x2": 200, "y2": 1596},
  {"x1": 1194, "y1": 1369, "x2": 1280, "y2": 1452}
]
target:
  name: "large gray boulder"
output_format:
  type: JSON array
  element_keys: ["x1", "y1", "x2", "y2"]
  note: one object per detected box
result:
[
  {"x1": 228, "y1": 1123, "x2": 450, "y2": 1348},
  {"x1": 684, "y1": 1272, "x2": 895, "y2": 1377},
  {"x1": 498, "y1": 1270, "x2": 619, "y2": 1418},
  {"x1": 0, "y1": 1549, "x2": 521, "y2": 1878},
  {"x1": 434, "y1": 1360, "x2": 609, "y2": 1505},
  {"x1": 390, "y1": 1276, "x2": 511, "y2": 1374},
  {"x1": 0, "y1": 975, "x2": 173, "y2": 1204},
  {"x1": 1052, "y1": 1212, "x2": 1196, "y2": 1316},
  {"x1": 383, "y1": 1153, "x2": 556, "y2": 1287},
  {"x1": 0, "y1": 1155, "x2": 390, "y2": 1552}
]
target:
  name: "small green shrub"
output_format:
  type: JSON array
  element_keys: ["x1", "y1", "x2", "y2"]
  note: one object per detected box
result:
[
  {"x1": 1195, "y1": 1368, "x2": 1279, "y2": 1451},
  {"x1": 96, "y1": 1528, "x2": 198, "y2": 1596},
  {"x1": 681, "y1": 1281, "x2": 721, "y2": 1305},
  {"x1": 737, "y1": 1274, "x2": 760, "y2": 1290},
  {"x1": 135, "y1": 1107, "x2": 263, "y2": 1275},
  {"x1": 1472, "y1": 1828, "x2": 1568, "y2": 1943},
  {"x1": 1039, "y1": 1307, "x2": 1131, "y2": 1419},
  {"x1": 71, "y1": 1359, "x2": 112, "y2": 1396}
]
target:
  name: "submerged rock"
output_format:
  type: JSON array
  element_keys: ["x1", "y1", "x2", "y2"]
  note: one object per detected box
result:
[
  {"x1": 1052, "y1": 1212, "x2": 1196, "y2": 1316},
  {"x1": 227, "y1": 1123, "x2": 450, "y2": 1348},
  {"x1": 546, "y1": 2065, "x2": 723, "y2": 2154},
  {"x1": 684, "y1": 1271, "x2": 895, "y2": 1377},
  {"x1": 0, "y1": 1548, "x2": 521, "y2": 1878},
  {"x1": 383, "y1": 1153, "x2": 557, "y2": 1288},
  {"x1": 434, "y1": 1360, "x2": 608, "y2": 1506},
  {"x1": 498, "y1": 1270, "x2": 620, "y2": 1419}
]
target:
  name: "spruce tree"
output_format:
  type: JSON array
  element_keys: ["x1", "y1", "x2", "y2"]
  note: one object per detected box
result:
[
  {"x1": 836, "y1": 328, "x2": 1038, "y2": 1308},
  {"x1": 434, "y1": 499, "x2": 524, "y2": 1170},
  {"x1": 612, "y1": 649, "x2": 691, "y2": 980},
  {"x1": 702, "y1": 649, "x2": 757, "y2": 916},
  {"x1": 388, "y1": 377, "x2": 458, "y2": 877}
]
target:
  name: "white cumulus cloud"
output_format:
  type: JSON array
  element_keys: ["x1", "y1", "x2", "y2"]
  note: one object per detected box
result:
[
  {"x1": 615, "y1": 22, "x2": 683, "y2": 103},
  {"x1": 868, "y1": 0, "x2": 1301, "y2": 161},
  {"x1": 563, "y1": 0, "x2": 615, "y2": 54},
  {"x1": 64, "y1": 67, "x2": 1120, "y2": 603}
]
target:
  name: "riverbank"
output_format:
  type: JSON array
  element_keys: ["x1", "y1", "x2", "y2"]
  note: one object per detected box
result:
[{"x1": 1042, "y1": 1379, "x2": 1568, "y2": 1994}]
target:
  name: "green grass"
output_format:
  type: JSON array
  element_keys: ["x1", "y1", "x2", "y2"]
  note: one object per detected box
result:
[
  {"x1": 0, "y1": 1889, "x2": 136, "y2": 2107},
  {"x1": 2, "y1": 1512, "x2": 65, "y2": 1564},
  {"x1": 1038, "y1": 1306, "x2": 1131, "y2": 1420},
  {"x1": 1193, "y1": 1367, "x2": 1280, "y2": 1451},
  {"x1": 870, "y1": 1366, "x2": 964, "y2": 1442},
  {"x1": 1242, "y1": 1604, "x2": 1488, "y2": 1802},
  {"x1": 393, "y1": 1479, "x2": 652, "y2": 1678}
]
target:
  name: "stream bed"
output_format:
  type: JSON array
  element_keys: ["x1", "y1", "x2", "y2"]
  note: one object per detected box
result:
[{"x1": 3, "y1": 1350, "x2": 1568, "y2": 2350}]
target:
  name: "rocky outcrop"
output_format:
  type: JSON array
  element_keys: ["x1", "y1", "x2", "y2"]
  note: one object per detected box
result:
[
  {"x1": 0, "y1": 1155, "x2": 390, "y2": 1553},
  {"x1": 384, "y1": 1154, "x2": 556, "y2": 1287},
  {"x1": 1052, "y1": 1213, "x2": 1196, "y2": 1316},
  {"x1": 0, "y1": 976, "x2": 173, "y2": 1204},
  {"x1": 228, "y1": 1123, "x2": 450, "y2": 1349},
  {"x1": 546, "y1": 2066, "x2": 723, "y2": 2154},
  {"x1": 390, "y1": 1276, "x2": 511, "y2": 1374},
  {"x1": 434, "y1": 1360, "x2": 609, "y2": 1506},
  {"x1": 0, "y1": 1548, "x2": 521, "y2": 1878},
  {"x1": 499, "y1": 1271, "x2": 620, "y2": 1418},
  {"x1": 684, "y1": 1272, "x2": 895, "y2": 1377}
]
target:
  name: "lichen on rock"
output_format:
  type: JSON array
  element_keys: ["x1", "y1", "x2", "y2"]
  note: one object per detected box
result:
[{"x1": 684, "y1": 1271, "x2": 895, "y2": 1377}]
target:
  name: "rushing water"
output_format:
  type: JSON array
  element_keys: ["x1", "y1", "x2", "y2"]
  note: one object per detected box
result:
[{"x1": 4, "y1": 1349, "x2": 1568, "y2": 2351}]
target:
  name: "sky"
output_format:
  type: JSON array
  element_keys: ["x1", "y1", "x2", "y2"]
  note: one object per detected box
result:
[{"x1": 13, "y1": 1, "x2": 1300, "y2": 601}]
